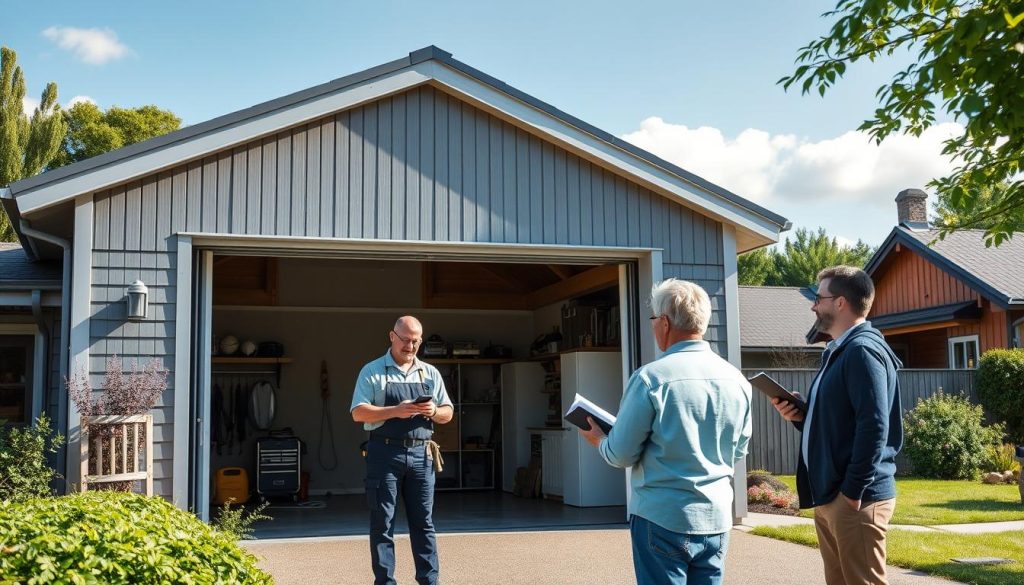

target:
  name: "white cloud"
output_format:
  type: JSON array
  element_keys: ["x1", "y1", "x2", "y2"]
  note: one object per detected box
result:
[
  {"x1": 42, "y1": 26, "x2": 130, "y2": 65},
  {"x1": 67, "y1": 95, "x2": 96, "y2": 107},
  {"x1": 620, "y1": 117, "x2": 963, "y2": 211},
  {"x1": 22, "y1": 96, "x2": 40, "y2": 117}
]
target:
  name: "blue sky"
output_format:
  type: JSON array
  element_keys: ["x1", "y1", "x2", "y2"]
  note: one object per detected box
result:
[{"x1": 9, "y1": 0, "x2": 959, "y2": 247}]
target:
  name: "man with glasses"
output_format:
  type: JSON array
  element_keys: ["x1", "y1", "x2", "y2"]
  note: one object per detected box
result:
[
  {"x1": 579, "y1": 279, "x2": 752, "y2": 585},
  {"x1": 772, "y1": 266, "x2": 903, "y2": 585},
  {"x1": 351, "y1": 316, "x2": 453, "y2": 585}
]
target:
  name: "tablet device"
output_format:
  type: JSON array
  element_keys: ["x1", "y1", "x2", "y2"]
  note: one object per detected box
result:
[
  {"x1": 413, "y1": 395, "x2": 433, "y2": 404},
  {"x1": 748, "y1": 372, "x2": 808, "y2": 414}
]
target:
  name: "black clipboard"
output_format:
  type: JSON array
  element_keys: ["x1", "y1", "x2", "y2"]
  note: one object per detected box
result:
[{"x1": 748, "y1": 372, "x2": 808, "y2": 413}]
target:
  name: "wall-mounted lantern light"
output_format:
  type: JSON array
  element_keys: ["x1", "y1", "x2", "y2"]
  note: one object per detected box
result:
[{"x1": 127, "y1": 280, "x2": 149, "y2": 321}]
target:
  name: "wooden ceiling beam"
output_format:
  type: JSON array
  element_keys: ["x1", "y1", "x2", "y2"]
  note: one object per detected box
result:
[
  {"x1": 546, "y1": 264, "x2": 574, "y2": 281},
  {"x1": 526, "y1": 264, "x2": 618, "y2": 309},
  {"x1": 478, "y1": 264, "x2": 528, "y2": 292}
]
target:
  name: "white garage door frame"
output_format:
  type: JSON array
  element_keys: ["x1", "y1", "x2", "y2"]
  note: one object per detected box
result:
[{"x1": 175, "y1": 233, "x2": 662, "y2": 521}]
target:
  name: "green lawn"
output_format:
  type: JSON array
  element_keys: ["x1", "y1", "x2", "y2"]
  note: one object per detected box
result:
[
  {"x1": 750, "y1": 525, "x2": 1024, "y2": 585},
  {"x1": 773, "y1": 476, "x2": 1024, "y2": 525}
]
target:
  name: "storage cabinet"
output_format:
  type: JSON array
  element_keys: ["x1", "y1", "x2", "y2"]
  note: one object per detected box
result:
[{"x1": 432, "y1": 360, "x2": 506, "y2": 490}]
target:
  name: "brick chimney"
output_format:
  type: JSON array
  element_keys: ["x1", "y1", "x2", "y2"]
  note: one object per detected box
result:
[{"x1": 895, "y1": 188, "x2": 929, "y2": 228}]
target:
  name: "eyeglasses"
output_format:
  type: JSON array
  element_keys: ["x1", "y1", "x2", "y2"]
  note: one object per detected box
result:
[
  {"x1": 649, "y1": 315, "x2": 665, "y2": 321},
  {"x1": 813, "y1": 294, "x2": 837, "y2": 304},
  {"x1": 391, "y1": 330, "x2": 423, "y2": 346}
]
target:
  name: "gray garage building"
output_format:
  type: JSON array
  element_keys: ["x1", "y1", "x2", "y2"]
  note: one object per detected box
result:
[{"x1": 1, "y1": 46, "x2": 789, "y2": 534}]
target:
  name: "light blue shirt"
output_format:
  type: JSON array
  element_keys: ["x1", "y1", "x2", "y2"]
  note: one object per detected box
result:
[
  {"x1": 801, "y1": 321, "x2": 867, "y2": 465},
  {"x1": 598, "y1": 340, "x2": 752, "y2": 534},
  {"x1": 350, "y1": 351, "x2": 453, "y2": 431}
]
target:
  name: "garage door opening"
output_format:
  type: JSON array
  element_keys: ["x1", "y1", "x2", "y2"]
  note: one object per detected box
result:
[{"x1": 197, "y1": 253, "x2": 639, "y2": 538}]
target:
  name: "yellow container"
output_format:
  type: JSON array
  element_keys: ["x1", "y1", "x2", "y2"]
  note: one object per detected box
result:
[{"x1": 214, "y1": 467, "x2": 250, "y2": 505}]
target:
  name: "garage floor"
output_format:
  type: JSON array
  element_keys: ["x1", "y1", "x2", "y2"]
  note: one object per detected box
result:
[{"x1": 251, "y1": 491, "x2": 627, "y2": 539}]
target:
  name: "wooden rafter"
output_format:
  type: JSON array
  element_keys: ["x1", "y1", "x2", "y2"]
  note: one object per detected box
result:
[{"x1": 525, "y1": 264, "x2": 618, "y2": 309}]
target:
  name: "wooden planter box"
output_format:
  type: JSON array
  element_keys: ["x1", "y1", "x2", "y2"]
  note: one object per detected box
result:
[{"x1": 80, "y1": 414, "x2": 153, "y2": 496}]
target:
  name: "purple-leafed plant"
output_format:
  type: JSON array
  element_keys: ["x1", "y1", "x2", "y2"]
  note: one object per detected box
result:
[
  {"x1": 67, "y1": 357, "x2": 168, "y2": 492},
  {"x1": 68, "y1": 356, "x2": 168, "y2": 418}
]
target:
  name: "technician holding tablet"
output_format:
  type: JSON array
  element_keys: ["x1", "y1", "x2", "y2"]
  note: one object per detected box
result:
[
  {"x1": 771, "y1": 266, "x2": 904, "y2": 585},
  {"x1": 351, "y1": 316, "x2": 453, "y2": 585}
]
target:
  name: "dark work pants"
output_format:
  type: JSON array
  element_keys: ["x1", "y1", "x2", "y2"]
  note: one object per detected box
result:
[{"x1": 365, "y1": 440, "x2": 438, "y2": 585}]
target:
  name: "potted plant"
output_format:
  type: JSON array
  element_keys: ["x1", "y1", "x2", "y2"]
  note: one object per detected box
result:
[{"x1": 67, "y1": 357, "x2": 168, "y2": 495}]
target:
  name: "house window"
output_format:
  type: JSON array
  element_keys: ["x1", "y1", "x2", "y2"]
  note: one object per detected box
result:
[
  {"x1": 0, "y1": 337, "x2": 33, "y2": 424},
  {"x1": 948, "y1": 335, "x2": 980, "y2": 369}
]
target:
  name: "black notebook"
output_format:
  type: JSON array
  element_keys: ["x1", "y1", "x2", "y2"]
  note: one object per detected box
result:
[
  {"x1": 564, "y1": 393, "x2": 616, "y2": 434},
  {"x1": 748, "y1": 372, "x2": 808, "y2": 414}
]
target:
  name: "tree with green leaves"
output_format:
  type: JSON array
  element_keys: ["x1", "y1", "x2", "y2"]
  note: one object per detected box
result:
[
  {"x1": 51, "y1": 101, "x2": 181, "y2": 168},
  {"x1": 780, "y1": 0, "x2": 1024, "y2": 246},
  {"x1": 0, "y1": 46, "x2": 67, "y2": 242},
  {"x1": 738, "y1": 227, "x2": 876, "y2": 287},
  {"x1": 933, "y1": 182, "x2": 1024, "y2": 231},
  {"x1": 738, "y1": 247, "x2": 777, "y2": 286}
]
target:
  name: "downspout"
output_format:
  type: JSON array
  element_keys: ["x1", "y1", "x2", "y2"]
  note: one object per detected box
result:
[
  {"x1": 19, "y1": 219, "x2": 72, "y2": 492},
  {"x1": 30, "y1": 290, "x2": 50, "y2": 418}
]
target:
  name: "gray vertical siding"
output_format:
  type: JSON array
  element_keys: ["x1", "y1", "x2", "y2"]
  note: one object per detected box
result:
[
  {"x1": 741, "y1": 368, "x2": 978, "y2": 475},
  {"x1": 89, "y1": 85, "x2": 726, "y2": 499}
]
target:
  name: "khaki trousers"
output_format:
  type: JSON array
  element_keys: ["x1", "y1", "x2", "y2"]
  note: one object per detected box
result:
[{"x1": 813, "y1": 496, "x2": 895, "y2": 585}]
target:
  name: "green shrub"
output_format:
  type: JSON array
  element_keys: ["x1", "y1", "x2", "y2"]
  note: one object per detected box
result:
[
  {"x1": 903, "y1": 393, "x2": 1004, "y2": 479},
  {"x1": 0, "y1": 491, "x2": 273, "y2": 584},
  {"x1": 0, "y1": 413, "x2": 64, "y2": 502},
  {"x1": 213, "y1": 498, "x2": 272, "y2": 540},
  {"x1": 977, "y1": 349, "x2": 1024, "y2": 443},
  {"x1": 986, "y1": 443, "x2": 1022, "y2": 473}
]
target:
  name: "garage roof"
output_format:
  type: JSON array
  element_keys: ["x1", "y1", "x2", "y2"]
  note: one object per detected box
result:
[{"x1": 5, "y1": 46, "x2": 789, "y2": 251}]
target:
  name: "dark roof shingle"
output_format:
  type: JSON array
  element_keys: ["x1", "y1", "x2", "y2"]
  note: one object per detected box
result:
[
  {"x1": 0, "y1": 243, "x2": 62, "y2": 285},
  {"x1": 738, "y1": 286, "x2": 823, "y2": 349}
]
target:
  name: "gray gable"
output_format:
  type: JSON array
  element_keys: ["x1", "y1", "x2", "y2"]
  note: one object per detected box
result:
[
  {"x1": 738, "y1": 286, "x2": 822, "y2": 349},
  {"x1": 0, "y1": 243, "x2": 61, "y2": 286}
]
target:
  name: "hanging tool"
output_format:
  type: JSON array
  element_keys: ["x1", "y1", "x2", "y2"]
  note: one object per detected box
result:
[{"x1": 318, "y1": 360, "x2": 339, "y2": 471}]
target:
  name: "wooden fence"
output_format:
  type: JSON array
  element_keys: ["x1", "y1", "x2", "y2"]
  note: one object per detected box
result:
[{"x1": 743, "y1": 368, "x2": 977, "y2": 474}]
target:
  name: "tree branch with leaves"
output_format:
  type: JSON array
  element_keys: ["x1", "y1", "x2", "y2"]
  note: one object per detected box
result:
[{"x1": 781, "y1": 0, "x2": 1024, "y2": 246}]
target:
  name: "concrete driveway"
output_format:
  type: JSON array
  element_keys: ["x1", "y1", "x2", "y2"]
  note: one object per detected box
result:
[{"x1": 244, "y1": 528, "x2": 961, "y2": 584}]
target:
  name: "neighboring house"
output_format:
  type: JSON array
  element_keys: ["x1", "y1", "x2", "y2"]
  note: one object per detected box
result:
[
  {"x1": 738, "y1": 286, "x2": 823, "y2": 368},
  {"x1": 0, "y1": 46, "x2": 789, "y2": 527},
  {"x1": 866, "y1": 188, "x2": 1024, "y2": 368},
  {"x1": 0, "y1": 243, "x2": 63, "y2": 428}
]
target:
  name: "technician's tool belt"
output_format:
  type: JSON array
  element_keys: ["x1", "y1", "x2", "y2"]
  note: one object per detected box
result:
[{"x1": 364, "y1": 435, "x2": 444, "y2": 473}]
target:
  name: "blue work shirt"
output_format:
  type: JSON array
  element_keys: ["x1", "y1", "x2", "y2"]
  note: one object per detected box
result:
[
  {"x1": 350, "y1": 351, "x2": 453, "y2": 431},
  {"x1": 598, "y1": 340, "x2": 752, "y2": 534}
]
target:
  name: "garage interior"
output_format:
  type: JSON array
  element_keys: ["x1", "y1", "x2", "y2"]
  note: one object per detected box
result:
[{"x1": 204, "y1": 254, "x2": 632, "y2": 538}]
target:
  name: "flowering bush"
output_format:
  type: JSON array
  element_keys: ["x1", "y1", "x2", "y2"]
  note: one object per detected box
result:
[{"x1": 747, "y1": 484, "x2": 797, "y2": 509}]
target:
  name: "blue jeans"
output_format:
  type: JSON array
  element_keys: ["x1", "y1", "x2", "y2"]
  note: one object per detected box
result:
[
  {"x1": 630, "y1": 515, "x2": 729, "y2": 585},
  {"x1": 365, "y1": 441, "x2": 438, "y2": 585}
]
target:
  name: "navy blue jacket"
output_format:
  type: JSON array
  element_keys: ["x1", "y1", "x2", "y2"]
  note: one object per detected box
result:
[{"x1": 794, "y1": 323, "x2": 903, "y2": 509}]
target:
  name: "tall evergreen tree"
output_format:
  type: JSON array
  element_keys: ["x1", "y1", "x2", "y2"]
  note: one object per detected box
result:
[
  {"x1": 0, "y1": 46, "x2": 67, "y2": 242},
  {"x1": 738, "y1": 227, "x2": 876, "y2": 287}
]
